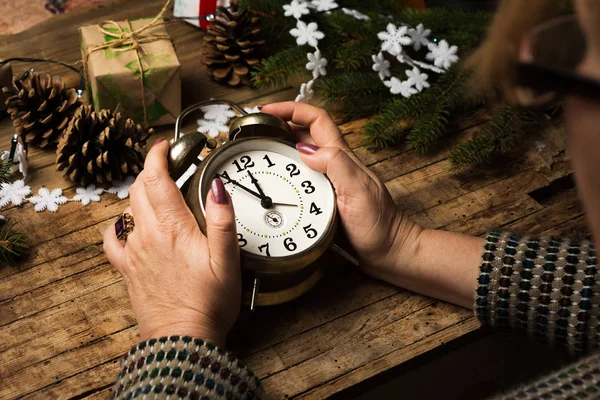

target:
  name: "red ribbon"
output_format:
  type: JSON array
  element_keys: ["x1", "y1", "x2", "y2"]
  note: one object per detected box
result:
[{"x1": 199, "y1": 0, "x2": 217, "y2": 30}]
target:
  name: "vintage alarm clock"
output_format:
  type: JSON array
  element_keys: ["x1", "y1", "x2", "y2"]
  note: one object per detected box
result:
[{"x1": 168, "y1": 100, "x2": 357, "y2": 309}]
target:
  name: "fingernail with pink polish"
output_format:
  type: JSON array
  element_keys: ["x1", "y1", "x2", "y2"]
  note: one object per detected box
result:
[
  {"x1": 296, "y1": 142, "x2": 319, "y2": 155},
  {"x1": 211, "y1": 177, "x2": 228, "y2": 205},
  {"x1": 152, "y1": 137, "x2": 166, "y2": 147},
  {"x1": 257, "y1": 104, "x2": 267, "y2": 110}
]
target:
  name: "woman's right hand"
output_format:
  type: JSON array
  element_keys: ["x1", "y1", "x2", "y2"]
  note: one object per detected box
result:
[{"x1": 261, "y1": 102, "x2": 423, "y2": 282}]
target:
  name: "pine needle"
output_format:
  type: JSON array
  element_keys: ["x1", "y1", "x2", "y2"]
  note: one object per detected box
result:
[{"x1": 0, "y1": 220, "x2": 28, "y2": 266}]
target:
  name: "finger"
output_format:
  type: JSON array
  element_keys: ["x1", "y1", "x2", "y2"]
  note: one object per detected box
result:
[
  {"x1": 262, "y1": 102, "x2": 347, "y2": 150},
  {"x1": 205, "y1": 178, "x2": 240, "y2": 282},
  {"x1": 103, "y1": 215, "x2": 127, "y2": 272},
  {"x1": 296, "y1": 144, "x2": 375, "y2": 200},
  {"x1": 128, "y1": 174, "x2": 157, "y2": 236},
  {"x1": 141, "y1": 137, "x2": 190, "y2": 221},
  {"x1": 290, "y1": 126, "x2": 314, "y2": 145}
]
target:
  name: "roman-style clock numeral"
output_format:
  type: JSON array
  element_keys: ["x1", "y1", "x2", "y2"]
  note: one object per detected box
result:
[
  {"x1": 263, "y1": 154, "x2": 275, "y2": 167},
  {"x1": 258, "y1": 243, "x2": 271, "y2": 256},
  {"x1": 283, "y1": 237, "x2": 297, "y2": 252},
  {"x1": 286, "y1": 163, "x2": 301, "y2": 177},
  {"x1": 301, "y1": 180, "x2": 315, "y2": 194},
  {"x1": 303, "y1": 224, "x2": 318, "y2": 239},
  {"x1": 237, "y1": 233, "x2": 247, "y2": 247},
  {"x1": 310, "y1": 202, "x2": 323, "y2": 215},
  {"x1": 217, "y1": 171, "x2": 231, "y2": 181},
  {"x1": 232, "y1": 155, "x2": 255, "y2": 172}
]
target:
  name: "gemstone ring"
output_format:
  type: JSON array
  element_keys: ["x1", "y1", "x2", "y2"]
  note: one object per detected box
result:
[{"x1": 115, "y1": 213, "x2": 135, "y2": 241}]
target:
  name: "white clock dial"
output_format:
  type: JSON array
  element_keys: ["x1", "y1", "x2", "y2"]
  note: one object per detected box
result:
[{"x1": 200, "y1": 139, "x2": 336, "y2": 258}]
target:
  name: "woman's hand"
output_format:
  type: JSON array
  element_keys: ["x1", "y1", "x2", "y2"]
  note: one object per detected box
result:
[
  {"x1": 261, "y1": 102, "x2": 422, "y2": 282},
  {"x1": 103, "y1": 138, "x2": 240, "y2": 347}
]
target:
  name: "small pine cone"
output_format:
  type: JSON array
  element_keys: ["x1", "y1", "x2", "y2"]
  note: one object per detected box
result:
[
  {"x1": 202, "y1": 0, "x2": 265, "y2": 86},
  {"x1": 56, "y1": 105, "x2": 152, "y2": 186},
  {"x1": 3, "y1": 72, "x2": 80, "y2": 148}
]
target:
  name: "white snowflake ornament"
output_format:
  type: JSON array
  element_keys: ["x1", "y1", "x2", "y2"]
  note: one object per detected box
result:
[
  {"x1": 306, "y1": 50, "x2": 328, "y2": 79},
  {"x1": 384, "y1": 77, "x2": 417, "y2": 98},
  {"x1": 426, "y1": 39, "x2": 459, "y2": 69},
  {"x1": 342, "y1": 8, "x2": 369, "y2": 20},
  {"x1": 311, "y1": 0, "x2": 338, "y2": 12},
  {"x1": 197, "y1": 119, "x2": 229, "y2": 138},
  {"x1": 29, "y1": 187, "x2": 68, "y2": 212},
  {"x1": 378, "y1": 23, "x2": 411, "y2": 56},
  {"x1": 244, "y1": 106, "x2": 261, "y2": 114},
  {"x1": 0, "y1": 180, "x2": 31, "y2": 207},
  {"x1": 290, "y1": 21, "x2": 324, "y2": 47},
  {"x1": 200, "y1": 105, "x2": 236, "y2": 124},
  {"x1": 372, "y1": 52, "x2": 391, "y2": 80},
  {"x1": 295, "y1": 80, "x2": 315, "y2": 103},
  {"x1": 283, "y1": 0, "x2": 310, "y2": 19},
  {"x1": 408, "y1": 23, "x2": 431, "y2": 51},
  {"x1": 405, "y1": 67, "x2": 430, "y2": 92},
  {"x1": 73, "y1": 184, "x2": 104, "y2": 206},
  {"x1": 106, "y1": 176, "x2": 136, "y2": 200}
]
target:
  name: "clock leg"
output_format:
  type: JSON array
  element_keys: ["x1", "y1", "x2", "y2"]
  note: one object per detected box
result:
[
  {"x1": 330, "y1": 243, "x2": 360, "y2": 267},
  {"x1": 250, "y1": 277, "x2": 260, "y2": 311}
]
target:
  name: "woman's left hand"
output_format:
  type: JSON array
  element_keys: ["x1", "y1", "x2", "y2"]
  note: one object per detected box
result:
[{"x1": 103, "y1": 138, "x2": 241, "y2": 347}]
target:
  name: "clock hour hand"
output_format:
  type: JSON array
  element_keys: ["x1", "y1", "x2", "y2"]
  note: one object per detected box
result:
[{"x1": 216, "y1": 173, "x2": 262, "y2": 200}]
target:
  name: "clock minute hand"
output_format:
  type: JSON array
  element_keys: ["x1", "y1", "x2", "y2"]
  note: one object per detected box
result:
[
  {"x1": 247, "y1": 171, "x2": 267, "y2": 199},
  {"x1": 216, "y1": 174, "x2": 262, "y2": 200}
]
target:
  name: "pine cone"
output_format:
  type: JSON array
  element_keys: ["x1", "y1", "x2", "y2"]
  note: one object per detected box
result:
[
  {"x1": 202, "y1": 0, "x2": 265, "y2": 86},
  {"x1": 3, "y1": 72, "x2": 80, "y2": 148},
  {"x1": 56, "y1": 105, "x2": 152, "y2": 186}
]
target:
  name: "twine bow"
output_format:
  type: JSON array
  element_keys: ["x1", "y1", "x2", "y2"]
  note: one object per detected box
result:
[{"x1": 83, "y1": 0, "x2": 172, "y2": 126}]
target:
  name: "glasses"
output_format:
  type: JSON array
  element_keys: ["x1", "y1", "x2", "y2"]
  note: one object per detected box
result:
[{"x1": 516, "y1": 15, "x2": 599, "y2": 106}]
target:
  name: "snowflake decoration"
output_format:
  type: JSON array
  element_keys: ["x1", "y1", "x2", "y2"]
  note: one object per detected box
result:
[
  {"x1": 426, "y1": 39, "x2": 458, "y2": 69},
  {"x1": 290, "y1": 21, "x2": 324, "y2": 47},
  {"x1": 405, "y1": 67, "x2": 429, "y2": 92},
  {"x1": 29, "y1": 187, "x2": 68, "y2": 212},
  {"x1": 342, "y1": 8, "x2": 369, "y2": 20},
  {"x1": 408, "y1": 23, "x2": 431, "y2": 51},
  {"x1": 198, "y1": 119, "x2": 229, "y2": 138},
  {"x1": 0, "y1": 180, "x2": 31, "y2": 207},
  {"x1": 244, "y1": 106, "x2": 261, "y2": 114},
  {"x1": 73, "y1": 184, "x2": 104, "y2": 206},
  {"x1": 283, "y1": 0, "x2": 310, "y2": 19},
  {"x1": 385, "y1": 77, "x2": 417, "y2": 98},
  {"x1": 378, "y1": 23, "x2": 411, "y2": 57},
  {"x1": 306, "y1": 50, "x2": 328, "y2": 79},
  {"x1": 106, "y1": 176, "x2": 136, "y2": 200},
  {"x1": 311, "y1": 0, "x2": 338, "y2": 12},
  {"x1": 372, "y1": 52, "x2": 391, "y2": 80},
  {"x1": 295, "y1": 80, "x2": 315, "y2": 103},
  {"x1": 200, "y1": 105, "x2": 236, "y2": 124}
]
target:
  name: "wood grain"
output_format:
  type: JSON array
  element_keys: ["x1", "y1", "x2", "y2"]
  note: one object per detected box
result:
[{"x1": 0, "y1": 1, "x2": 588, "y2": 399}]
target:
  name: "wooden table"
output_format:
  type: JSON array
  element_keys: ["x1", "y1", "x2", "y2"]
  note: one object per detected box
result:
[{"x1": 0, "y1": 1, "x2": 588, "y2": 399}]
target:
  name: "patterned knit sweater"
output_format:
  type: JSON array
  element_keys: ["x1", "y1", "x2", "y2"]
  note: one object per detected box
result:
[{"x1": 113, "y1": 230, "x2": 599, "y2": 399}]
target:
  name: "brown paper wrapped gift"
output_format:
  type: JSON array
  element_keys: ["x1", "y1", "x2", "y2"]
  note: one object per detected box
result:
[
  {"x1": 0, "y1": 61, "x2": 13, "y2": 112},
  {"x1": 80, "y1": 17, "x2": 181, "y2": 127}
]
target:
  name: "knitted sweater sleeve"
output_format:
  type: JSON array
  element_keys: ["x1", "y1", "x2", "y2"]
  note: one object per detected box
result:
[
  {"x1": 112, "y1": 336, "x2": 261, "y2": 399},
  {"x1": 475, "y1": 229, "x2": 599, "y2": 353}
]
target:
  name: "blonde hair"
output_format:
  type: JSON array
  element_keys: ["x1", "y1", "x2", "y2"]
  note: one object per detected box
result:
[{"x1": 465, "y1": 0, "x2": 563, "y2": 102}]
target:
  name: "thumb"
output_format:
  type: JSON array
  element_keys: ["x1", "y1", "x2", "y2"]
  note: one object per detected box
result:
[
  {"x1": 296, "y1": 142, "x2": 372, "y2": 200},
  {"x1": 205, "y1": 177, "x2": 240, "y2": 282}
]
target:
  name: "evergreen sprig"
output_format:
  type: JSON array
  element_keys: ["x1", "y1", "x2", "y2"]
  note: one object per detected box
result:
[
  {"x1": 449, "y1": 106, "x2": 536, "y2": 170},
  {"x1": 0, "y1": 219, "x2": 28, "y2": 266},
  {"x1": 0, "y1": 158, "x2": 12, "y2": 184},
  {"x1": 251, "y1": 45, "x2": 312, "y2": 88}
]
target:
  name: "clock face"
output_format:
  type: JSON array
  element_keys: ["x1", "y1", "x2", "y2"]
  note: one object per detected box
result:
[{"x1": 200, "y1": 138, "x2": 336, "y2": 258}]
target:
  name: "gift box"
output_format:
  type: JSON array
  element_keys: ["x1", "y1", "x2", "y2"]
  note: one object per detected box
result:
[
  {"x1": 80, "y1": 17, "x2": 181, "y2": 127},
  {"x1": 0, "y1": 61, "x2": 13, "y2": 112},
  {"x1": 174, "y1": 0, "x2": 230, "y2": 29}
]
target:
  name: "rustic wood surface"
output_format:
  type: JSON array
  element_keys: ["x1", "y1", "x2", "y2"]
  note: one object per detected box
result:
[{"x1": 0, "y1": 1, "x2": 589, "y2": 399}]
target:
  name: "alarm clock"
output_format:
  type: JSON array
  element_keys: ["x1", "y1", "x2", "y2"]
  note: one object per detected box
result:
[{"x1": 168, "y1": 100, "x2": 354, "y2": 309}]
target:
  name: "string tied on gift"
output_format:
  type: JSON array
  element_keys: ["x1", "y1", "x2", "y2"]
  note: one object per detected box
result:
[{"x1": 83, "y1": 0, "x2": 172, "y2": 127}]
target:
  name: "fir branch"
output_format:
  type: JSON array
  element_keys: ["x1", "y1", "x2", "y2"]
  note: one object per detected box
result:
[
  {"x1": 0, "y1": 220, "x2": 28, "y2": 266},
  {"x1": 251, "y1": 46, "x2": 311, "y2": 88},
  {"x1": 0, "y1": 158, "x2": 12, "y2": 184},
  {"x1": 334, "y1": 38, "x2": 380, "y2": 72},
  {"x1": 316, "y1": 73, "x2": 393, "y2": 120},
  {"x1": 405, "y1": 69, "x2": 470, "y2": 153},
  {"x1": 448, "y1": 105, "x2": 536, "y2": 170}
]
